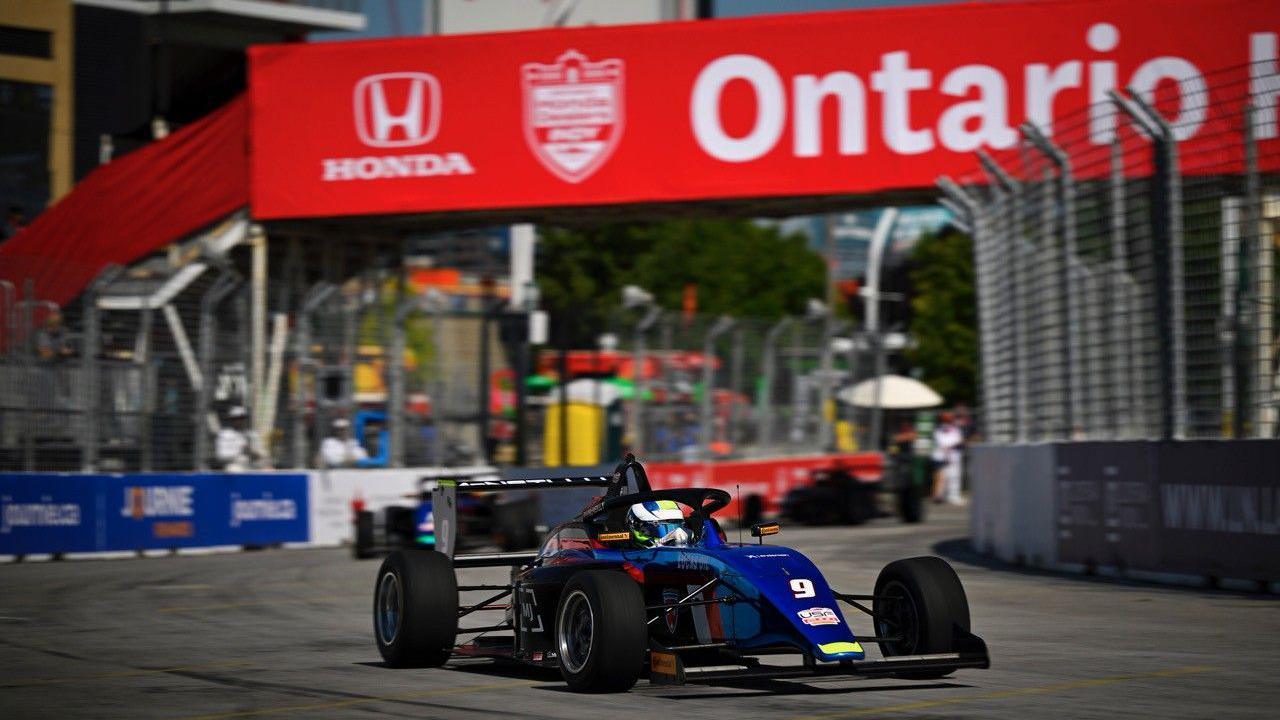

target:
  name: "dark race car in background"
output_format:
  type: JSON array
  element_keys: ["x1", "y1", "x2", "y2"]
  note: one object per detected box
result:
[{"x1": 782, "y1": 455, "x2": 926, "y2": 526}]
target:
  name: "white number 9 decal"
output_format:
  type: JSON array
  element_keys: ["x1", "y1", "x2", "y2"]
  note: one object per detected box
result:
[{"x1": 790, "y1": 578, "x2": 815, "y2": 598}]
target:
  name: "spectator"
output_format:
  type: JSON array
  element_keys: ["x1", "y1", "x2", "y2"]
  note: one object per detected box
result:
[
  {"x1": 931, "y1": 410, "x2": 965, "y2": 505},
  {"x1": 317, "y1": 417, "x2": 368, "y2": 468},
  {"x1": 891, "y1": 419, "x2": 917, "y2": 458},
  {"x1": 34, "y1": 311, "x2": 73, "y2": 361},
  {"x1": 2, "y1": 205, "x2": 26, "y2": 240},
  {"x1": 215, "y1": 406, "x2": 264, "y2": 472}
]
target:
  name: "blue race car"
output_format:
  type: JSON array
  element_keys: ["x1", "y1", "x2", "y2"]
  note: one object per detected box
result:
[{"x1": 371, "y1": 456, "x2": 989, "y2": 692}]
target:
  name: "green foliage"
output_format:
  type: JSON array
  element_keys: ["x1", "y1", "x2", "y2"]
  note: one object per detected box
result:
[
  {"x1": 358, "y1": 281, "x2": 436, "y2": 382},
  {"x1": 907, "y1": 229, "x2": 977, "y2": 406},
  {"x1": 537, "y1": 219, "x2": 826, "y2": 345}
]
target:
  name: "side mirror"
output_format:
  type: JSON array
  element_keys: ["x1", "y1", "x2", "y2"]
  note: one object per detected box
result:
[{"x1": 750, "y1": 522, "x2": 780, "y2": 544}]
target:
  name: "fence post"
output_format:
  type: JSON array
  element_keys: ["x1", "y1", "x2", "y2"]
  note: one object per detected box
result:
[
  {"x1": 969, "y1": 163, "x2": 1002, "y2": 444},
  {"x1": 427, "y1": 290, "x2": 447, "y2": 465},
  {"x1": 20, "y1": 280, "x2": 35, "y2": 470},
  {"x1": 979, "y1": 155, "x2": 1023, "y2": 443},
  {"x1": 293, "y1": 283, "x2": 335, "y2": 467},
  {"x1": 1235, "y1": 104, "x2": 1259, "y2": 438},
  {"x1": 757, "y1": 316, "x2": 793, "y2": 449},
  {"x1": 818, "y1": 316, "x2": 835, "y2": 450},
  {"x1": 631, "y1": 306, "x2": 661, "y2": 455},
  {"x1": 1107, "y1": 124, "x2": 1137, "y2": 437},
  {"x1": 1021, "y1": 123, "x2": 1081, "y2": 439},
  {"x1": 729, "y1": 325, "x2": 746, "y2": 447},
  {"x1": 0, "y1": 280, "x2": 13, "y2": 356},
  {"x1": 1113, "y1": 89, "x2": 1186, "y2": 440},
  {"x1": 80, "y1": 265, "x2": 121, "y2": 471},
  {"x1": 389, "y1": 297, "x2": 410, "y2": 468},
  {"x1": 700, "y1": 315, "x2": 735, "y2": 458},
  {"x1": 136, "y1": 308, "x2": 154, "y2": 471},
  {"x1": 194, "y1": 270, "x2": 241, "y2": 470},
  {"x1": 1243, "y1": 103, "x2": 1276, "y2": 438}
]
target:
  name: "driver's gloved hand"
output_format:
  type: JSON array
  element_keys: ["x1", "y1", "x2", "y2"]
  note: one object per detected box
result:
[{"x1": 657, "y1": 527, "x2": 690, "y2": 547}]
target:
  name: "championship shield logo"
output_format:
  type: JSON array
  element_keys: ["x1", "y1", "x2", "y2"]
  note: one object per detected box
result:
[
  {"x1": 521, "y1": 50, "x2": 625, "y2": 183},
  {"x1": 662, "y1": 587, "x2": 681, "y2": 633}
]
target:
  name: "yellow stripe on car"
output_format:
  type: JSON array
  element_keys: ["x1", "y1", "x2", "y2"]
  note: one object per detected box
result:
[{"x1": 818, "y1": 641, "x2": 864, "y2": 655}]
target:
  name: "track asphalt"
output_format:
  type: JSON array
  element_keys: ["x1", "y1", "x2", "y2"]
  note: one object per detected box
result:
[{"x1": 1, "y1": 505, "x2": 1277, "y2": 719}]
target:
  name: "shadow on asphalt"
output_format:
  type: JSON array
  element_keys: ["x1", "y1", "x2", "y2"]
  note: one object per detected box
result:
[
  {"x1": 390, "y1": 658, "x2": 973, "y2": 698},
  {"x1": 355, "y1": 658, "x2": 561, "y2": 681},
  {"x1": 931, "y1": 537, "x2": 1279, "y2": 600},
  {"x1": 628, "y1": 680, "x2": 967, "y2": 700}
]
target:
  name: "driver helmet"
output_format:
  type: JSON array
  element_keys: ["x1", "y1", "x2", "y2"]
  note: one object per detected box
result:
[{"x1": 626, "y1": 500, "x2": 690, "y2": 548}]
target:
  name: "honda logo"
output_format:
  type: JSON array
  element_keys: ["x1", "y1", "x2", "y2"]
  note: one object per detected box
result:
[{"x1": 353, "y1": 72, "x2": 441, "y2": 148}]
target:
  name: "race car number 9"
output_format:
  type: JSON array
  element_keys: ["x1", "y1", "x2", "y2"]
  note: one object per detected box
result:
[{"x1": 790, "y1": 579, "x2": 815, "y2": 598}]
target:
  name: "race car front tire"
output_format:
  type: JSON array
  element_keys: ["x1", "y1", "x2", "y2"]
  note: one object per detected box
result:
[
  {"x1": 555, "y1": 570, "x2": 646, "y2": 693},
  {"x1": 353, "y1": 510, "x2": 376, "y2": 559},
  {"x1": 373, "y1": 548, "x2": 458, "y2": 667},
  {"x1": 872, "y1": 556, "x2": 970, "y2": 678}
]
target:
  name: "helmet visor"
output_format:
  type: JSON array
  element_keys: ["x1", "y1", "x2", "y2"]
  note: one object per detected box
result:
[{"x1": 652, "y1": 521, "x2": 685, "y2": 541}]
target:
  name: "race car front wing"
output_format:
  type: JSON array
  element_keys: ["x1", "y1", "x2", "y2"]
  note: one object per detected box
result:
[{"x1": 649, "y1": 637, "x2": 990, "y2": 685}]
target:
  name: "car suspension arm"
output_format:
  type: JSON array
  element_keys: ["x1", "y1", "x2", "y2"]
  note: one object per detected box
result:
[
  {"x1": 457, "y1": 587, "x2": 512, "y2": 619},
  {"x1": 646, "y1": 578, "x2": 736, "y2": 626},
  {"x1": 832, "y1": 591, "x2": 899, "y2": 629}
]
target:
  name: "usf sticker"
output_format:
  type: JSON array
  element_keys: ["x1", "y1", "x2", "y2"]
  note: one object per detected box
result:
[{"x1": 797, "y1": 607, "x2": 840, "y2": 626}]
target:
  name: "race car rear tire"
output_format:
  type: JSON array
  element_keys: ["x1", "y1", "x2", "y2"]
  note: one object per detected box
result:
[
  {"x1": 898, "y1": 481, "x2": 925, "y2": 524},
  {"x1": 354, "y1": 510, "x2": 376, "y2": 559},
  {"x1": 555, "y1": 570, "x2": 646, "y2": 693},
  {"x1": 374, "y1": 548, "x2": 458, "y2": 667},
  {"x1": 873, "y1": 556, "x2": 970, "y2": 678}
]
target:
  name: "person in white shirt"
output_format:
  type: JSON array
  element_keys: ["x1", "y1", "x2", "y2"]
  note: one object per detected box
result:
[
  {"x1": 215, "y1": 406, "x2": 264, "y2": 472},
  {"x1": 931, "y1": 411, "x2": 965, "y2": 505},
  {"x1": 317, "y1": 417, "x2": 368, "y2": 468}
]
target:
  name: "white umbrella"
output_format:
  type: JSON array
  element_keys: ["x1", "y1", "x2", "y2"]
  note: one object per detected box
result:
[{"x1": 838, "y1": 375, "x2": 943, "y2": 410}]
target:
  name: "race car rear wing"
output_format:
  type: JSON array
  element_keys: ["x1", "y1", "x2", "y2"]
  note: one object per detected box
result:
[{"x1": 432, "y1": 455, "x2": 650, "y2": 562}]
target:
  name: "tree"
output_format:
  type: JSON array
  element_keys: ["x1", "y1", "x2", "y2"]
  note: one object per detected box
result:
[
  {"x1": 537, "y1": 219, "x2": 825, "y2": 346},
  {"x1": 907, "y1": 229, "x2": 977, "y2": 406}
]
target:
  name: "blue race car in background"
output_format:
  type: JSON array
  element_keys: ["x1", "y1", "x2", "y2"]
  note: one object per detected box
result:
[
  {"x1": 353, "y1": 468, "x2": 543, "y2": 559},
  {"x1": 371, "y1": 456, "x2": 989, "y2": 692}
]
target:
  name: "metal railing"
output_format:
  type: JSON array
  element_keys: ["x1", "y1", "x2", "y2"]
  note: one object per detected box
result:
[{"x1": 942, "y1": 62, "x2": 1280, "y2": 442}]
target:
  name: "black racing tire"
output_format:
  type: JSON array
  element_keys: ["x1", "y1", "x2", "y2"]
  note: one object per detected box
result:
[
  {"x1": 354, "y1": 511, "x2": 376, "y2": 559},
  {"x1": 554, "y1": 570, "x2": 647, "y2": 693},
  {"x1": 898, "y1": 481, "x2": 925, "y2": 524},
  {"x1": 846, "y1": 485, "x2": 877, "y2": 525},
  {"x1": 741, "y1": 495, "x2": 764, "y2": 526},
  {"x1": 873, "y1": 556, "x2": 970, "y2": 678},
  {"x1": 373, "y1": 548, "x2": 458, "y2": 667}
]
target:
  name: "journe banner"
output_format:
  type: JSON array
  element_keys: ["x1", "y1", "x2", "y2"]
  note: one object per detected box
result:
[{"x1": 248, "y1": 0, "x2": 1279, "y2": 219}]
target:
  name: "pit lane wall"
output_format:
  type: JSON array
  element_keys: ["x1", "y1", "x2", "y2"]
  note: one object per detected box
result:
[
  {"x1": 970, "y1": 441, "x2": 1280, "y2": 588},
  {"x1": 646, "y1": 453, "x2": 884, "y2": 518},
  {"x1": 0, "y1": 473, "x2": 309, "y2": 557}
]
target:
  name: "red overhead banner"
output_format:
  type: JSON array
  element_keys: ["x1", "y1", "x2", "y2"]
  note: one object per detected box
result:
[{"x1": 248, "y1": 0, "x2": 1279, "y2": 220}]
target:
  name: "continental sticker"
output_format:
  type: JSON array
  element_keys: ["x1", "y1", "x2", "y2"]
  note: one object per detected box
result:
[{"x1": 650, "y1": 651, "x2": 679, "y2": 676}]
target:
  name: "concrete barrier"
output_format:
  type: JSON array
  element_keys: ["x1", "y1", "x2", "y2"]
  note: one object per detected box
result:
[
  {"x1": 970, "y1": 440, "x2": 1280, "y2": 589},
  {"x1": 1, "y1": 472, "x2": 308, "y2": 559}
]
